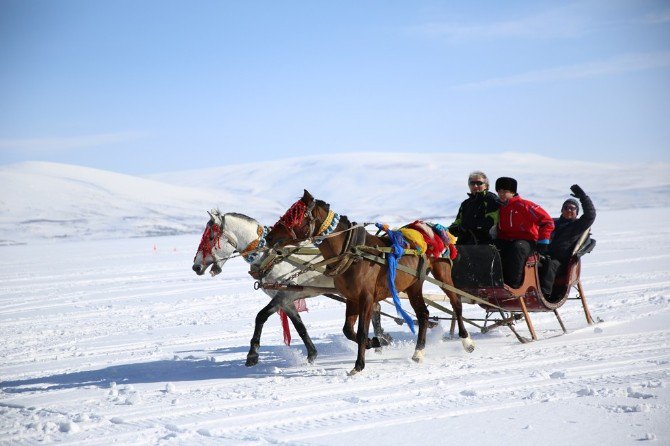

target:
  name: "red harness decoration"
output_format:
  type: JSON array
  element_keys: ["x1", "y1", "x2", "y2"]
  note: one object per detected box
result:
[
  {"x1": 195, "y1": 224, "x2": 222, "y2": 263},
  {"x1": 407, "y1": 221, "x2": 445, "y2": 258},
  {"x1": 278, "y1": 299, "x2": 309, "y2": 346},
  {"x1": 407, "y1": 221, "x2": 458, "y2": 260},
  {"x1": 274, "y1": 200, "x2": 307, "y2": 230}
]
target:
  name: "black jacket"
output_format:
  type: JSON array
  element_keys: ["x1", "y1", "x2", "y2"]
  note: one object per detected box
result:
[
  {"x1": 547, "y1": 193, "x2": 596, "y2": 264},
  {"x1": 449, "y1": 191, "x2": 500, "y2": 245}
]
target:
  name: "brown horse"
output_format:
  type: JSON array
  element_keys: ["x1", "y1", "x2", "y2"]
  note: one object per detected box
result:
[{"x1": 265, "y1": 190, "x2": 472, "y2": 374}]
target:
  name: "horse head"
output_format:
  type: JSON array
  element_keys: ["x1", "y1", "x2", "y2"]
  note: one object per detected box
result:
[
  {"x1": 192, "y1": 209, "x2": 240, "y2": 276},
  {"x1": 265, "y1": 190, "x2": 329, "y2": 249}
]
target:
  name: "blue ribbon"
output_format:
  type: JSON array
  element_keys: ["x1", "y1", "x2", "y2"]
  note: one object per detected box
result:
[{"x1": 376, "y1": 223, "x2": 415, "y2": 334}]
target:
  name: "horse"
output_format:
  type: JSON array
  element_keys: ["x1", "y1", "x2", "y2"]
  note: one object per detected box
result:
[
  {"x1": 264, "y1": 190, "x2": 474, "y2": 375},
  {"x1": 191, "y1": 210, "x2": 391, "y2": 367}
]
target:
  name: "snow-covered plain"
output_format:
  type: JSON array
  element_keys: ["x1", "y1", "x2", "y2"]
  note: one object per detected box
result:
[{"x1": 1, "y1": 154, "x2": 670, "y2": 445}]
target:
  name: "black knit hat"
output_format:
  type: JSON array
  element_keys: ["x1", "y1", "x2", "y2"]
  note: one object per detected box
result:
[
  {"x1": 562, "y1": 198, "x2": 580, "y2": 215},
  {"x1": 495, "y1": 177, "x2": 517, "y2": 193}
]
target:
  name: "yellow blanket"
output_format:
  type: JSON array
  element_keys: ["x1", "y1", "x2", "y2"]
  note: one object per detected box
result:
[{"x1": 399, "y1": 228, "x2": 427, "y2": 255}]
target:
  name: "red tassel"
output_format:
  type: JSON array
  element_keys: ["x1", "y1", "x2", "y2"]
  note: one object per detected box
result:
[
  {"x1": 449, "y1": 244, "x2": 458, "y2": 260},
  {"x1": 294, "y1": 298, "x2": 308, "y2": 312},
  {"x1": 278, "y1": 309, "x2": 291, "y2": 346}
]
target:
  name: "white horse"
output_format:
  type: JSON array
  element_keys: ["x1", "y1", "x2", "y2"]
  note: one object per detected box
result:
[{"x1": 192, "y1": 210, "x2": 391, "y2": 366}]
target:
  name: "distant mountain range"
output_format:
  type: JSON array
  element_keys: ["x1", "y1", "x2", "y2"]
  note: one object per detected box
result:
[{"x1": 1, "y1": 153, "x2": 668, "y2": 245}]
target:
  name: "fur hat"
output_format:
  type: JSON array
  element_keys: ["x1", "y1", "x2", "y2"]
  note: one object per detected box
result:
[
  {"x1": 495, "y1": 177, "x2": 517, "y2": 193},
  {"x1": 562, "y1": 198, "x2": 580, "y2": 215}
]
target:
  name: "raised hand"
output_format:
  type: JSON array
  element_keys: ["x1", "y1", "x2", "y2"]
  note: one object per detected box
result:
[{"x1": 570, "y1": 184, "x2": 585, "y2": 198}]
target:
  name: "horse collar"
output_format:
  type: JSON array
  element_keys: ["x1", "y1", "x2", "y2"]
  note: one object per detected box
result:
[
  {"x1": 315, "y1": 210, "x2": 340, "y2": 244},
  {"x1": 241, "y1": 225, "x2": 268, "y2": 264}
]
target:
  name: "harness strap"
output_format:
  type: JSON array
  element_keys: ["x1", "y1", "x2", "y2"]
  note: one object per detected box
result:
[
  {"x1": 353, "y1": 246, "x2": 506, "y2": 311},
  {"x1": 265, "y1": 243, "x2": 505, "y2": 311},
  {"x1": 322, "y1": 223, "x2": 358, "y2": 277}
]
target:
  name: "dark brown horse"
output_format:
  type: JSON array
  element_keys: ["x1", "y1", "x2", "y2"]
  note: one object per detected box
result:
[{"x1": 265, "y1": 190, "x2": 472, "y2": 374}]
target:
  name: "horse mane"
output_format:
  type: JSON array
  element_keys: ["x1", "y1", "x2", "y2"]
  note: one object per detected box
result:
[
  {"x1": 225, "y1": 212, "x2": 257, "y2": 224},
  {"x1": 315, "y1": 198, "x2": 330, "y2": 210}
]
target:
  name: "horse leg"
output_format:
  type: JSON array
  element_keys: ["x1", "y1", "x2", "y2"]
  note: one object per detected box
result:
[
  {"x1": 246, "y1": 297, "x2": 281, "y2": 367},
  {"x1": 371, "y1": 302, "x2": 392, "y2": 346},
  {"x1": 342, "y1": 300, "x2": 359, "y2": 343},
  {"x1": 448, "y1": 289, "x2": 475, "y2": 352},
  {"x1": 283, "y1": 303, "x2": 318, "y2": 364},
  {"x1": 433, "y1": 260, "x2": 475, "y2": 353},
  {"x1": 350, "y1": 294, "x2": 374, "y2": 375},
  {"x1": 406, "y1": 281, "x2": 430, "y2": 363},
  {"x1": 343, "y1": 300, "x2": 381, "y2": 351}
]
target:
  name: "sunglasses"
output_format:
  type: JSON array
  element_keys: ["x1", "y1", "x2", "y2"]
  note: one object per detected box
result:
[
  {"x1": 469, "y1": 181, "x2": 485, "y2": 186},
  {"x1": 562, "y1": 205, "x2": 578, "y2": 211}
]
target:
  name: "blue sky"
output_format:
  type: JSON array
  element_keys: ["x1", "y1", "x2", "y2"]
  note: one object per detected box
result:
[{"x1": 1, "y1": 0, "x2": 669, "y2": 174}]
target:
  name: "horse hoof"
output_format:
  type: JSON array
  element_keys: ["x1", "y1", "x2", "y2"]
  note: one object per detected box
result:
[
  {"x1": 370, "y1": 337, "x2": 382, "y2": 349},
  {"x1": 412, "y1": 349, "x2": 425, "y2": 363},
  {"x1": 245, "y1": 355, "x2": 259, "y2": 367},
  {"x1": 347, "y1": 368, "x2": 360, "y2": 376},
  {"x1": 379, "y1": 333, "x2": 392, "y2": 346},
  {"x1": 307, "y1": 353, "x2": 317, "y2": 364},
  {"x1": 461, "y1": 336, "x2": 476, "y2": 353}
]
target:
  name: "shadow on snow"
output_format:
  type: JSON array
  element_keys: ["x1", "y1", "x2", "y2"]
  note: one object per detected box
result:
[
  {"x1": 1, "y1": 345, "x2": 316, "y2": 394},
  {"x1": 1, "y1": 328, "x2": 459, "y2": 394}
]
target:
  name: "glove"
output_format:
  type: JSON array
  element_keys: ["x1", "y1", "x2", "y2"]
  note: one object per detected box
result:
[
  {"x1": 448, "y1": 225, "x2": 464, "y2": 237},
  {"x1": 536, "y1": 242, "x2": 549, "y2": 255},
  {"x1": 570, "y1": 184, "x2": 586, "y2": 198}
]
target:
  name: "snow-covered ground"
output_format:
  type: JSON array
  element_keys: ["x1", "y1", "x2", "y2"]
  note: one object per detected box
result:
[{"x1": 1, "y1": 155, "x2": 670, "y2": 445}]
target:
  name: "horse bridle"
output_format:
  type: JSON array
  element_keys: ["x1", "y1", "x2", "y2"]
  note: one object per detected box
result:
[
  {"x1": 275, "y1": 199, "x2": 319, "y2": 243},
  {"x1": 204, "y1": 212, "x2": 269, "y2": 268},
  {"x1": 200, "y1": 212, "x2": 244, "y2": 270}
]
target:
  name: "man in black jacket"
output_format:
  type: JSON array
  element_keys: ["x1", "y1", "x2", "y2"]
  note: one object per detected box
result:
[{"x1": 540, "y1": 184, "x2": 596, "y2": 296}]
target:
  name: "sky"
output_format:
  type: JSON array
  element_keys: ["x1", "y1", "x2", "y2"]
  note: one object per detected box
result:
[{"x1": 1, "y1": 0, "x2": 669, "y2": 175}]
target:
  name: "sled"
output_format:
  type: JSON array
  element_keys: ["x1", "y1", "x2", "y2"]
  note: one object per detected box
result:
[{"x1": 451, "y1": 230, "x2": 596, "y2": 342}]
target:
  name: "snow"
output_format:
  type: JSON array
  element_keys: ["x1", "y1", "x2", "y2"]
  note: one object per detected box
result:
[
  {"x1": 1, "y1": 154, "x2": 670, "y2": 445},
  {"x1": 3, "y1": 153, "x2": 669, "y2": 244}
]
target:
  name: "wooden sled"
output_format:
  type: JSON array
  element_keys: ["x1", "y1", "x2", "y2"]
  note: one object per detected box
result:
[{"x1": 452, "y1": 232, "x2": 596, "y2": 342}]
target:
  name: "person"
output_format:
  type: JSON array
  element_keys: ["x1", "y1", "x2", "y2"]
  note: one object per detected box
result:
[
  {"x1": 494, "y1": 177, "x2": 554, "y2": 289},
  {"x1": 539, "y1": 184, "x2": 596, "y2": 296},
  {"x1": 448, "y1": 171, "x2": 500, "y2": 245}
]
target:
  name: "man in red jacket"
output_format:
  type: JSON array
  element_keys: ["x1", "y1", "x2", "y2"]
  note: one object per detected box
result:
[{"x1": 494, "y1": 177, "x2": 554, "y2": 289}]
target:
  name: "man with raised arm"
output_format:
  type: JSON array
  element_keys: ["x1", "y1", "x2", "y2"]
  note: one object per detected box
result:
[{"x1": 540, "y1": 184, "x2": 597, "y2": 296}]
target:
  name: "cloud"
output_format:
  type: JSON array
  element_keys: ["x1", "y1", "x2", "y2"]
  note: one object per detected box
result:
[
  {"x1": 0, "y1": 132, "x2": 148, "y2": 151},
  {"x1": 409, "y1": 2, "x2": 670, "y2": 43},
  {"x1": 409, "y1": 5, "x2": 594, "y2": 42},
  {"x1": 453, "y1": 51, "x2": 670, "y2": 91},
  {"x1": 640, "y1": 10, "x2": 670, "y2": 24}
]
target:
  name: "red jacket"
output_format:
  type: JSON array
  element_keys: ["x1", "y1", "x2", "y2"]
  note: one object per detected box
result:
[{"x1": 497, "y1": 195, "x2": 554, "y2": 242}]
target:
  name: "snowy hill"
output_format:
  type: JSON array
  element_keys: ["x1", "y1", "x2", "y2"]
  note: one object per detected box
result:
[
  {"x1": 0, "y1": 162, "x2": 276, "y2": 245},
  {"x1": 148, "y1": 152, "x2": 670, "y2": 219},
  {"x1": 1, "y1": 154, "x2": 669, "y2": 244}
]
